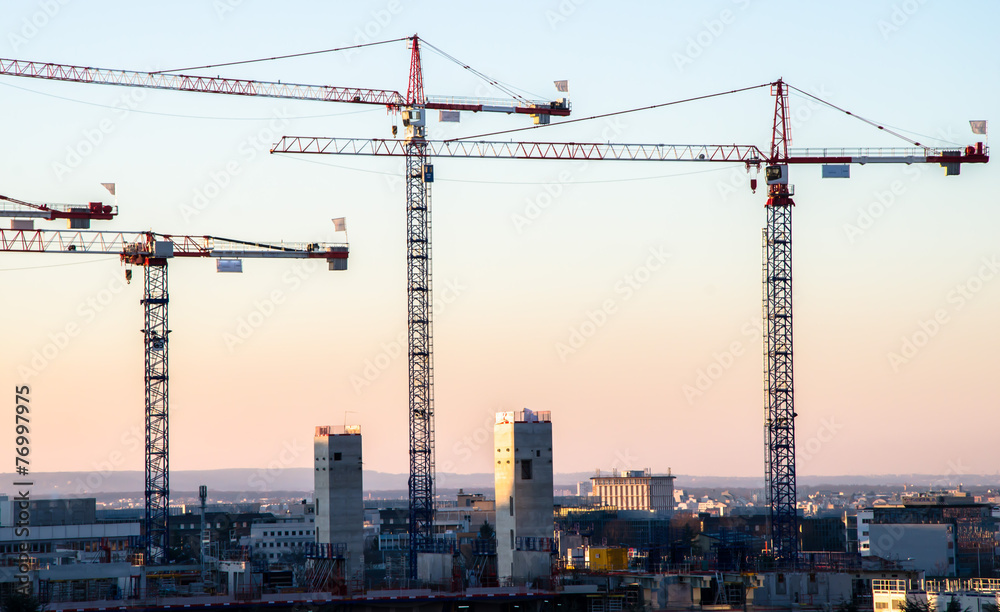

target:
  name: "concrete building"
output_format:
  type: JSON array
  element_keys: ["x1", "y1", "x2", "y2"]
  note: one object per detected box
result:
[
  {"x1": 495, "y1": 409, "x2": 554, "y2": 586},
  {"x1": 435, "y1": 490, "x2": 496, "y2": 540},
  {"x1": 244, "y1": 518, "x2": 316, "y2": 563},
  {"x1": 0, "y1": 522, "x2": 140, "y2": 559},
  {"x1": 858, "y1": 490, "x2": 997, "y2": 577},
  {"x1": 0, "y1": 497, "x2": 96, "y2": 527},
  {"x1": 591, "y1": 468, "x2": 675, "y2": 514},
  {"x1": 314, "y1": 424, "x2": 364, "y2": 581}
]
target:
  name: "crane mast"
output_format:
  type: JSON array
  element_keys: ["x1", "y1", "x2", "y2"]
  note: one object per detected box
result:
[
  {"x1": 763, "y1": 80, "x2": 797, "y2": 567},
  {"x1": 402, "y1": 36, "x2": 435, "y2": 577},
  {"x1": 143, "y1": 261, "x2": 169, "y2": 564}
]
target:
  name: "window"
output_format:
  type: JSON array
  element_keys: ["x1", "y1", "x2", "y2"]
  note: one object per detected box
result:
[
  {"x1": 510, "y1": 530, "x2": 514, "y2": 548},
  {"x1": 521, "y1": 459, "x2": 533, "y2": 480},
  {"x1": 509, "y1": 496, "x2": 514, "y2": 516},
  {"x1": 334, "y1": 452, "x2": 342, "y2": 461},
  {"x1": 875, "y1": 603, "x2": 888, "y2": 610}
]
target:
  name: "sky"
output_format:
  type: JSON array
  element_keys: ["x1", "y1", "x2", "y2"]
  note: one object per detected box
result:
[{"x1": 0, "y1": 1, "x2": 998, "y2": 492}]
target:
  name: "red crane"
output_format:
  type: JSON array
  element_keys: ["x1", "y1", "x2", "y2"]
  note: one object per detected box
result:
[
  {"x1": 0, "y1": 36, "x2": 568, "y2": 574},
  {"x1": 2, "y1": 228, "x2": 348, "y2": 564},
  {"x1": 0, "y1": 193, "x2": 116, "y2": 226},
  {"x1": 270, "y1": 78, "x2": 988, "y2": 567}
]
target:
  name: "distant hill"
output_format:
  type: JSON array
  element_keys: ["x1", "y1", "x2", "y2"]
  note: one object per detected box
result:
[{"x1": 2, "y1": 469, "x2": 996, "y2": 500}]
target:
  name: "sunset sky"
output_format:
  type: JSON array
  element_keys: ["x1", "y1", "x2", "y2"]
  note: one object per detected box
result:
[{"x1": 1, "y1": 1, "x2": 997, "y2": 489}]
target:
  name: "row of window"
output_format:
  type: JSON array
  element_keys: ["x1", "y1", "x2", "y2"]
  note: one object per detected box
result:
[
  {"x1": 0, "y1": 543, "x2": 51, "y2": 553},
  {"x1": 179, "y1": 521, "x2": 249, "y2": 530},
  {"x1": 598, "y1": 485, "x2": 652, "y2": 495},
  {"x1": 261, "y1": 540, "x2": 310, "y2": 548},
  {"x1": 874, "y1": 599, "x2": 905, "y2": 609},
  {"x1": 260, "y1": 529, "x2": 313, "y2": 537}
]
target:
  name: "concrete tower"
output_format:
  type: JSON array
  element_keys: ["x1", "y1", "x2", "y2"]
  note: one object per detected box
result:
[
  {"x1": 494, "y1": 409, "x2": 554, "y2": 586},
  {"x1": 314, "y1": 425, "x2": 364, "y2": 581}
]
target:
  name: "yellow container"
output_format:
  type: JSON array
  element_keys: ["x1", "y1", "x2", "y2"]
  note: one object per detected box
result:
[{"x1": 588, "y1": 547, "x2": 628, "y2": 571}]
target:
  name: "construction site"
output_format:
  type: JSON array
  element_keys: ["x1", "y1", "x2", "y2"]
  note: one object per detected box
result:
[{"x1": 0, "y1": 4, "x2": 997, "y2": 612}]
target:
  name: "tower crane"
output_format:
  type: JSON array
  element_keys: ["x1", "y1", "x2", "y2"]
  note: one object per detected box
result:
[
  {"x1": 270, "y1": 79, "x2": 988, "y2": 568},
  {"x1": 0, "y1": 35, "x2": 571, "y2": 577},
  {"x1": 1, "y1": 228, "x2": 349, "y2": 564}
]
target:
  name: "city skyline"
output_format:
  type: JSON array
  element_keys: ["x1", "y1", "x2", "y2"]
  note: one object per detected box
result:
[{"x1": 0, "y1": 2, "x2": 997, "y2": 483}]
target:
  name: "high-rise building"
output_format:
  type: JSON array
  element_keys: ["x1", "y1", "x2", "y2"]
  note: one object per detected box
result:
[
  {"x1": 591, "y1": 468, "x2": 675, "y2": 514},
  {"x1": 495, "y1": 409, "x2": 554, "y2": 585},
  {"x1": 314, "y1": 425, "x2": 364, "y2": 581}
]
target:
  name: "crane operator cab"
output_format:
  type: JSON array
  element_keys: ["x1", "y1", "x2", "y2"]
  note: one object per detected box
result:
[{"x1": 765, "y1": 164, "x2": 789, "y2": 185}]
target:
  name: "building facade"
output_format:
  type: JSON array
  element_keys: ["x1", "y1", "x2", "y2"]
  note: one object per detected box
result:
[
  {"x1": 495, "y1": 409, "x2": 554, "y2": 585},
  {"x1": 591, "y1": 469, "x2": 675, "y2": 514},
  {"x1": 314, "y1": 425, "x2": 364, "y2": 581},
  {"x1": 245, "y1": 517, "x2": 316, "y2": 563}
]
